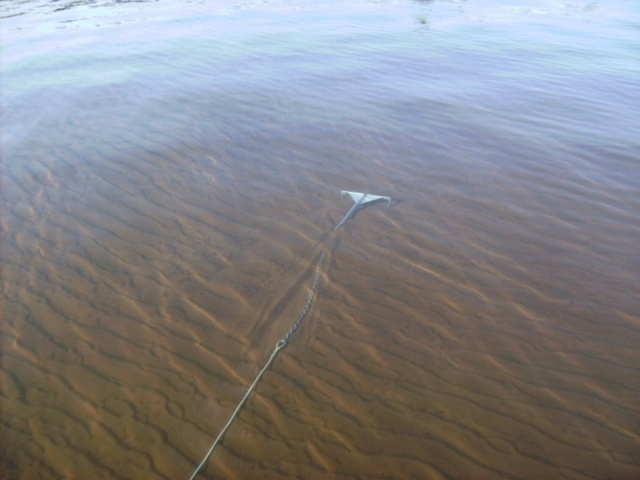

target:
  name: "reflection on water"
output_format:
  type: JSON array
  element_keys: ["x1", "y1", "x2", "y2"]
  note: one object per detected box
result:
[{"x1": 2, "y1": 0, "x2": 639, "y2": 478}]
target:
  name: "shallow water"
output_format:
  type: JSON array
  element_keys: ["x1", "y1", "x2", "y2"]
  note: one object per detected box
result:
[{"x1": 2, "y1": 0, "x2": 640, "y2": 478}]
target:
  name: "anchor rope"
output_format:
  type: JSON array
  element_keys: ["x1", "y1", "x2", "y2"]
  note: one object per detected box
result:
[{"x1": 188, "y1": 252, "x2": 325, "y2": 480}]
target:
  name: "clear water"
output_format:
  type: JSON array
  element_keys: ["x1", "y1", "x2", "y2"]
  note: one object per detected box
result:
[{"x1": 2, "y1": 0, "x2": 639, "y2": 478}]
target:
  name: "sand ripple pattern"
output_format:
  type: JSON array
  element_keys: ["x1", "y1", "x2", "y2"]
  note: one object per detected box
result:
[
  {"x1": 3, "y1": 125, "x2": 639, "y2": 479},
  {"x1": 2, "y1": 0, "x2": 640, "y2": 479}
]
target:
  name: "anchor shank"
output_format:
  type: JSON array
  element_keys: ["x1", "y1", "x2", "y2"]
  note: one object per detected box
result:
[{"x1": 335, "y1": 194, "x2": 368, "y2": 229}]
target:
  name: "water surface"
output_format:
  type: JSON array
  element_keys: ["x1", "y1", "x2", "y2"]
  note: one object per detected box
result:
[{"x1": 2, "y1": 0, "x2": 639, "y2": 478}]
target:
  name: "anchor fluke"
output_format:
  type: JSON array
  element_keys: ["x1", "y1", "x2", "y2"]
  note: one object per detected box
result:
[{"x1": 335, "y1": 191, "x2": 392, "y2": 229}]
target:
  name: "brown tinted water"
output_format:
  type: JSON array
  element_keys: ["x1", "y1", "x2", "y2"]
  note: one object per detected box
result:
[{"x1": 2, "y1": 0, "x2": 639, "y2": 479}]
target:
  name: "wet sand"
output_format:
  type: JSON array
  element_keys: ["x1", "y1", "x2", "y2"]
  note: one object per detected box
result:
[
  {"x1": 3, "y1": 130, "x2": 639, "y2": 479},
  {"x1": 2, "y1": 0, "x2": 640, "y2": 479}
]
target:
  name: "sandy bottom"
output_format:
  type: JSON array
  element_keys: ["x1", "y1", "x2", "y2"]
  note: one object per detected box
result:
[
  {"x1": 2, "y1": 126, "x2": 639, "y2": 480},
  {"x1": 2, "y1": 0, "x2": 640, "y2": 477}
]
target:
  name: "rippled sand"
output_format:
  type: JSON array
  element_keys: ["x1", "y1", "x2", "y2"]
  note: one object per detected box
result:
[
  {"x1": 3, "y1": 128, "x2": 639, "y2": 479},
  {"x1": 2, "y1": 0, "x2": 640, "y2": 479}
]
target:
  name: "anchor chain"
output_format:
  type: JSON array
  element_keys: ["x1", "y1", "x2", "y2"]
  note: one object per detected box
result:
[
  {"x1": 277, "y1": 252, "x2": 325, "y2": 348},
  {"x1": 188, "y1": 252, "x2": 325, "y2": 480},
  {"x1": 188, "y1": 191, "x2": 390, "y2": 479}
]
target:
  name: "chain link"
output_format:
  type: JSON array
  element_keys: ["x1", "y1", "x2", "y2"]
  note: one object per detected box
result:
[{"x1": 278, "y1": 252, "x2": 325, "y2": 347}]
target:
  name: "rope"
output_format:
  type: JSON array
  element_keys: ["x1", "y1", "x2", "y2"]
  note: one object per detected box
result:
[{"x1": 188, "y1": 252, "x2": 325, "y2": 480}]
